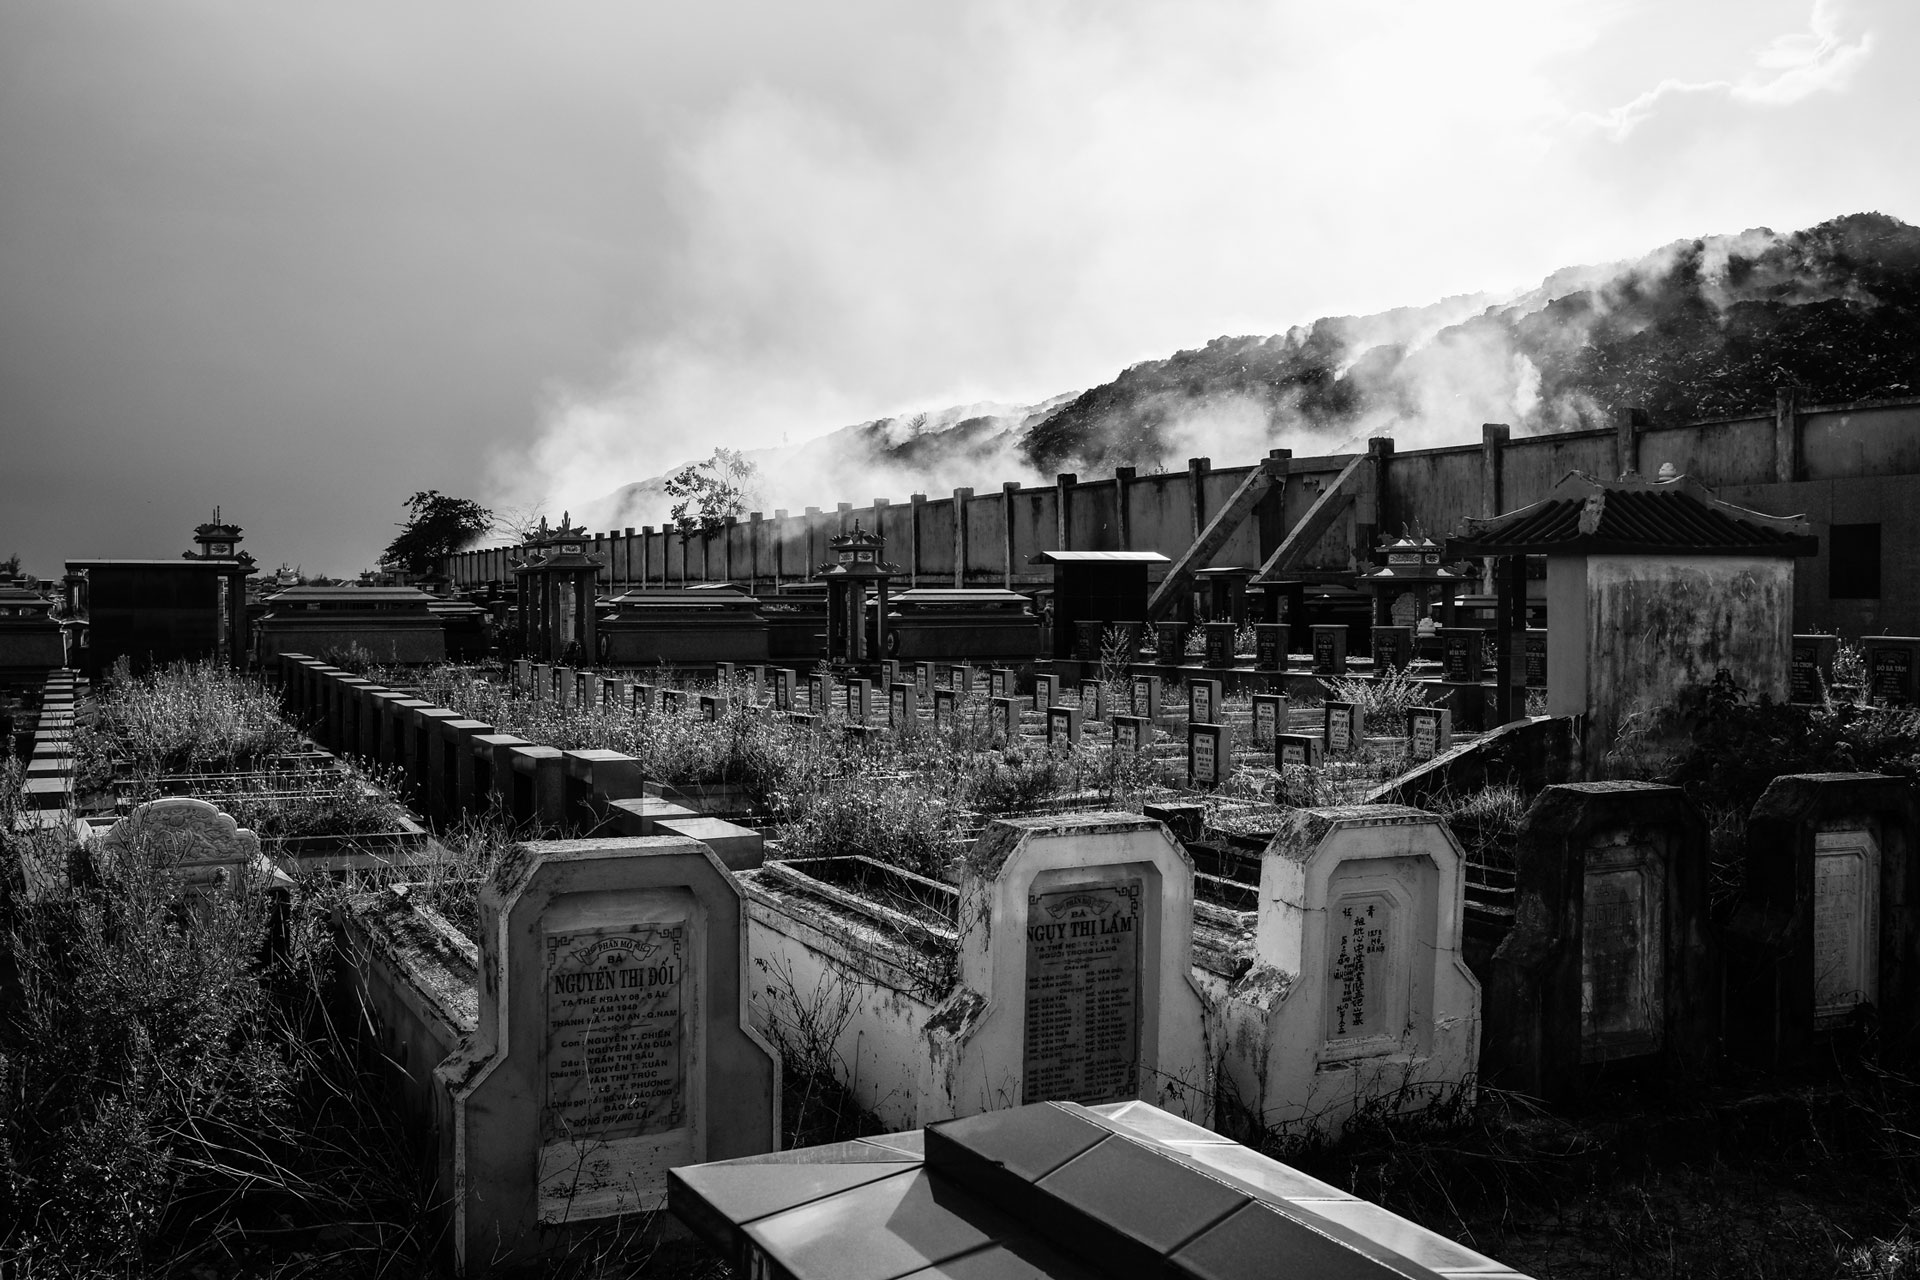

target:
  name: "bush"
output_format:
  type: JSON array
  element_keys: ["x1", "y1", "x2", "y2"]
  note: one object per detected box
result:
[{"x1": 75, "y1": 661, "x2": 304, "y2": 793}]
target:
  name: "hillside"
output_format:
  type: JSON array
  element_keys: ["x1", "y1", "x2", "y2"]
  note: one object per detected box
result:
[{"x1": 585, "y1": 212, "x2": 1920, "y2": 526}]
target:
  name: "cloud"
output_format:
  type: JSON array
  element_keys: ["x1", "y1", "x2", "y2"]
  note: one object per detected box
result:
[{"x1": 1578, "y1": 0, "x2": 1872, "y2": 139}]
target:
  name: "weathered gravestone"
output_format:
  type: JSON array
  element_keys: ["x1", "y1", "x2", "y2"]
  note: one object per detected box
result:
[
  {"x1": 889, "y1": 682, "x2": 917, "y2": 730},
  {"x1": 991, "y1": 696, "x2": 1018, "y2": 742},
  {"x1": 1786, "y1": 636, "x2": 1836, "y2": 705},
  {"x1": 1440, "y1": 628, "x2": 1484, "y2": 684},
  {"x1": 100, "y1": 797, "x2": 264, "y2": 894},
  {"x1": 1032, "y1": 672, "x2": 1058, "y2": 714},
  {"x1": 1077, "y1": 678, "x2": 1107, "y2": 720},
  {"x1": 1406, "y1": 706, "x2": 1453, "y2": 764},
  {"x1": 1048, "y1": 703, "x2": 1082, "y2": 748},
  {"x1": 914, "y1": 662, "x2": 934, "y2": 694},
  {"x1": 1323, "y1": 701, "x2": 1359, "y2": 756},
  {"x1": 844, "y1": 678, "x2": 872, "y2": 725},
  {"x1": 739, "y1": 812, "x2": 1209, "y2": 1129},
  {"x1": 1311, "y1": 625, "x2": 1348, "y2": 676},
  {"x1": 698, "y1": 693, "x2": 725, "y2": 723},
  {"x1": 991, "y1": 667, "x2": 1013, "y2": 698},
  {"x1": 433, "y1": 835, "x2": 779, "y2": 1272},
  {"x1": 1129, "y1": 672, "x2": 1161, "y2": 721},
  {"x1": 932, "y1": 687, "x2": 958, "y2": 729},
  {"x1": 1188, "y1": 723, "x2": 1230, "y2": 789},
  {"x1": 1217, "y1": 805, "x2": 1481, "y2": 1139},
  {"x1": 1250, "y1": 693, "x2": 1288, "y2": 745},
  {"x1": 1726, "y1": 772, "x2": 1920, "y2": 1065},
  {"x1": 1187, "y1": 678, "x2": 1223, "y2": 727},
  {"x1": 1484, "y1": 782, "x2": 1715, "y2": 1100},
  {"x1": 771, "y1": 668, "x2": 797, "y2": 712},
  {"x1": 1112, "y1": 714, "x2": 1152, "y2": 756}
]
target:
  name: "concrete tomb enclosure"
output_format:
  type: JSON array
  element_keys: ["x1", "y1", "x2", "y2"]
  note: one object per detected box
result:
[
  {"x1": 1727, "y1": 772, "x2": 1920, "y2": 1065},
  {"x1": 740, "y1": 811, "x2": 1210, "y2": 1131},
  {"x1": 1217, "y1": 805, "x2": 1481, "y2": 1139},
  {"x1": 1485, "y1": 781, "x2": 1716, "y2": 1100},
  {"x1": 429, "y1": 835, "x2": 779, "y2": 1272}
]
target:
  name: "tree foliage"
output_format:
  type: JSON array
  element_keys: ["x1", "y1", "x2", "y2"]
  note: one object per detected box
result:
[
  {"x1": 664, "y1": 448, "x2": 760, "y2": 536},
  {"x1": 380, "y1": 490, "x2": 493, "y2": 575}
]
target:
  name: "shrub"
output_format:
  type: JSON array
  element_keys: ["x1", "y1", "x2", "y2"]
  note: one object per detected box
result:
[{"x1": 75, "y1": 661, "x2": 303, "y2": 793}]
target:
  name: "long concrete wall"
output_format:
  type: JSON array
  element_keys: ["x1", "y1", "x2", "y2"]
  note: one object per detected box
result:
[{"x1": 447, "y1": 394, "x2": 1920, "y2": 634}]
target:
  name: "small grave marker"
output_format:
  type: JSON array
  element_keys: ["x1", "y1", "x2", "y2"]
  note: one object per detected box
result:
[
  {"x1": 698, "y1": 693, "x2": 724, "y2": 723},
  {"x1": 1371, "y1": 625, "x2": 1414, "y2": 675},
  {"x1": 1254, "y1": 623, "x2": 1286, "y2": 671},
  {"x1": 1441, "y1": 628, "x2": 1485, "y2": 684},
  {"x1": 914, "y1": 662, "x2": 934, "y2": 694},
  {"x1": 1187, "y1": 722, "x2": 1230, "y2": 789},
  {"x1": 1311, "y1": 625, "x2": 1348, "y2": 675},
  {"x1": 1187, "y1": 678, "x2": 1223, "y2": 726},
  {"x1": 1250, "y1": 693, "x2": 1288, "y2": 744},
  {"x1": 889, "y1": 682, "x2": 917, "y2": 729},
  {"x1": 932, "y1": 687, "x2": 958, "y2": 729},
  {"x1": 991, "y1": 667, "x2": 1012, "y2": 698},
  {"x1": 1077, "y1": 678, "x2": 1106, "y2": 720},
  {"x1": 660, "y1": 689, "x2": 685, "y2": 715},
  {"x1": 1155, "y1": 621, "x2": 1188, "y2": 665},
  {"x1": 1406, "y1": 706, "x2": 1453, "y2": 762},
  {"x1": 1323, "y1": 700, "x2": 1359, "y2": 755},
  {"x1": 1113, "y1": 714, "x2": 1152, "y2": 755},
  {"x1": 1129, "y1": 673, "x2": 1161, "y2": 720},
  {"x1": 1203, "y1": 621, "x2": 1236, "y2": 668},
  {"x1": 844, "y1": 678, "x2": 872, "y2": 725},
  {"x1": 1524, "y1": 629, "x2": 1549, "y2": 689},
  {"x1": 1276, "y1": 733, "x2": 1325, "y2": 769},
  {"x1": 1032, "y1": 673, "x2": 1057, "y2": 714},
  {"x1": 1047, "y1": 704, "x2": 1082, "y2": 748},
  {"x1": 991, "y1": 696, "x2": 1018, "y2": 741},
  {"x1": 772, "y1": 668, "x2": 796, "y2": 712}
]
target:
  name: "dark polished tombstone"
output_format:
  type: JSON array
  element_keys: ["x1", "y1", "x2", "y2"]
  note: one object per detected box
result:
[
  {"x1": 1155, "y1": 622, "x2": 1189, "y2": 666},
  {"x1": 1440, "y1": 627, "x2": 1485, "y2": 684},
  {"x1": 1253, "y1": 623, "x2": 1286, "y2": 672},
  {"x1": 1073, "y1": 620, "x2": 1105, "y2": 662},
  {"x1": 1370, "y1": 625, "x2": 1414, "y2": 675},
  {"x1": 1203, "y1": 622, "x2": 1236, "y2": 669},
  {"x1": 1523, "y1": 628, "x2": 1549, "y2": 691},
  {"x1": 1187, "y1": 723, "x2": 1230, "y2": 789},
  {"x1": 1727, "y1": 772, "x2": 1920, "y2": 1065},
  {"x1": 1310, "y1": 624, "x2": 1347, "y2": 676},
  {"x1": 1788, "y1": 635, "x2": 1837, "y2": 704},
  {"x1": 1485, "y1": 781, "x2": 1715, "y2": 1100},
  {"x1": 1865, "y1": 638, "x2": 1920, "y2": 706}
]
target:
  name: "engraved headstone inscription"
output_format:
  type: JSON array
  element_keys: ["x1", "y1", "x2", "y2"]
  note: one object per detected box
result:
[
  {"x1": 544, "y1": 920, "x2": 688, "y2": 1148},
  {"x1": 1442, "y1": 628, "x2": 1484, "y2": 684},
  {"x1": 1032, "y1": 673, "x2": 1058, "y2": 714},
  {"x1": 1022, "y1": 879, "x2": 1142, "y2": 1106},
  {"x1": 1187, "y1": 678, "x2": 1222, "y2": 726},
  {"x1": 844, "y1": 678, "x2": 871, "y2": 725},
  {"x1": 889, "y1": 682, "x2": 916, "y2": 729},
  {"x1": 1254, "y1": 623, "x2": 1286, "y2": 671},
  {"x1": 1077, "y1": 678, "x2": 1106, "y2": 720},
  {"x1": 1813, "y1": 827, "x2": 1879, "y2": 1029},
  {"x1": 660, "y1": 689, "x2": 685, "y2": 715},
  {"x1": 1311, "y1": 624, "x2": 1348, "y2": 676},
  {"x1": 1187, "y1": 723, "x2": 1229, "y2": 789},
  {"x1": 1047, "y1": 704, "x2": 1082, "y2": 748},
  {"x1": 991, "y1": 668, "x2": 1012, "y2": 698},
  {"x1": 1277, "y1": 733, "x2": 1325, "y2": 770},
  {"x1": 1250, "y1": 693, "x2": 1287, "y2": 744},
  {"x1": 1788, "y1": 636, "x2": 1828, "y2": 704},
  {"x1": 1130, "y1": 673, "x2": 1161, "y2": 720},
  {"x1": 1204, "y1": 622, "x2": 1235, "y2": 668},
  {"x1": 698, "y1": 694, "x2": 723, "y2": 722},
  {"x1": 1582, "y1": 843, "x2": 1665, "y2": 1062},
  {"x1": 1407, "y1": 706, "x2": 1453, "y2": 763},
  {"x1": 1524, "y1": 629, "x2": 1549, "y2": 690},
  {"x1": 932, "y1": 686, "x2": 958, "y2": 729},
  {"x1": 1324, "y1": 700, "x2": 1359, "y2": 755},
  {"x1": 1370, "y1": 625, "x2": 1414, "y2": 675},
  {"x1": 1867, "y1": 639, "x2": 1918, "y2": 705},
  {"x1": 1155, "y1": 621, "x2": 1188, "y2": 666},
  {"x1": 991, "y1": 696, "x2": 1017, "y2": 741},
  {"x1": 914, "y1": 662, "x2": 934, "y2": 694},
  {"x1": 772, "y1": 669, "x2": 796, "y2": 712},
  {"x1": 1113, "y1": 714, "x2": 1151, "y2": 755}
]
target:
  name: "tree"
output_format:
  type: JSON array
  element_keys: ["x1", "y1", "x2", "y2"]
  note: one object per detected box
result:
[
  {"x1": 664, "y1": 448, "x2": 761, "y2": 536},
  {"x1": 380, "y1": 490, "x2": 493, "y2": 576}
]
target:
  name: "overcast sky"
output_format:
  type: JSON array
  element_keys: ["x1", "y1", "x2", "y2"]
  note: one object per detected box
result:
[{"x1": 2, "y1": 0, "x2": 1914, "y2": 577}]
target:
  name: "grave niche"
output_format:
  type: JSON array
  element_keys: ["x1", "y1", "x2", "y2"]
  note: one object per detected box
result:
[
  {"x1": 1726, "y1": 772, "x2": 1920, "y2": 1065},
  {"x1": 1217, "y1": 805, "x2": 1480, "y2": 1141},
  {"x1": 1484, "y1": 782, "x2": 1715, "y2": 1101},
  {"x1": 435, "y1": 835, "x2": 778, "y2": 1273}
]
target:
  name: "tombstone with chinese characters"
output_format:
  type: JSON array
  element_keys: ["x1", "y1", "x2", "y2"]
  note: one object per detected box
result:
[
  {"x1": 1484, "y1": 782, "x2": 1715, "y2": 1100},
  {"x1": 1726, "y1": 772, "x2": 1920, "y2": 1065},
  {"x1": 1216, "y1": 805, "x2": 1480, "y2": 1140},
  {"x1": 435, "y1": 835, "x2": 779, "y2": 1273}
]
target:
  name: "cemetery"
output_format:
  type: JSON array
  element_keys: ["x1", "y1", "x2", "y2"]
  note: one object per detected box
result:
[{"x1": 15, "y1": 420, "x2": 1920, "y2": 1277}]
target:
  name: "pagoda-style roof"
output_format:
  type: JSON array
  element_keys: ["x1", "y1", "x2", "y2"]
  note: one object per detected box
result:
[
  {"x1": 816, "y1": 521, "x2": 902, "y2": 579},
  {"x1": 1447, "y1": 472, "x2": 1819, "y2": 558},
  {"x1": 1029, "y1": 550, "x2": 1170, "y2": 564}
]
